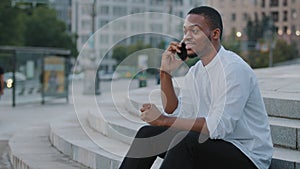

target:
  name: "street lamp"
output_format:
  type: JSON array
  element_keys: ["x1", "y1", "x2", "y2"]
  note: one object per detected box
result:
[
  {"x1": 81, "y1": 0, "x2": 100, "y2": 95},
  {"x1": 236, "y1": 31, "x2": 242, "y2": 38},
  {"x1": 266, "y1": 18, "x2": 274, "y2": 67},
  {"x1": 92, "y1": 0, "x2": 100, "y2": 95}
]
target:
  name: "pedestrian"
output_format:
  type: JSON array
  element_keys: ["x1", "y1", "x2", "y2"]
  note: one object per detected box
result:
[
  {"x1": 119, "y1": 6, "x2": 273, "y2": 169},
  {"x1": 0, "y1": 66, "x2": 4, "y2": 98}
]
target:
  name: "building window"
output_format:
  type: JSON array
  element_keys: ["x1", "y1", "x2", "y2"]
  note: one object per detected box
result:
[
  {"x1": 174, "y1": 0, "x2": 183, "y2": 5},
  {"x1": 99, "y1": 6, "x2": 109, "y2": 15},
  {"x1": 113, "y1": 34, "x2": 125, "y2": 43},
  {"x1": 271, "y1": 11, "x2": 279, "y2": 22},
  {"x1": 292, "y1": 9, "x2": 297, "y2": 19},
  {"x1": 261, "y1": 0, "x2": 265, "y2": 7},
  {"x1": 253, "y1": 0, "x2": 258, "y2": 6},
  {"x1": 283, "y1": 0, "x2": 288, "y2": 6},
  {"x1": 113, "y1": 6, "x2": 127, "y2": 16},
  {"x1": 132, "y1": 0, "x2": 145, "y2": 3},
  {"x1": 98, "y1": 19, "x2": 109, "y2": 28},
  {"x1": 131, "y1": 22, "x2": 145, "y2": 31},
  {"x1": 112, "y1": 21, "x2": 127, "y2": 31},
  {"x1": 262, "y1": 12, "x2": 266, "y2": 18},
  {"x1": 113, "y1": 0, "x2": 127, "y2": 2},
  {"x1": 150, "y1": 23, "x2": 163, "y2": 32},
  {"x1": 150, "y1": 0, "x2": 164, "y2": 5},
  {"x1": 131, "y1": 7, "x2": 144, "y2": 14},
  {"x1": 231, "y1": 13, "x2": 236, "y2": 21},
  {"x1": 283, "y1": 11, "x2": 288, "y2": 22},
  {"x1": 82, "y1": 4, "x2": 92, "y2": 15},
  {"x1": 99, "y1": 34, "x2": 109, "y2": 43},
  {"x1": 81, "y1": 35, "x2": 89, "y2": 44},
  {"x1": 82, "y1": 20, "x2": 91, "y2": 30},
  {"x1": 243, "y1": 13, "x2": 248, "y2": 20},
  {"x1": 283, "y1": 26, "x2": 288, "y2": 34},
  {"x1": 270, "y1": 0, "x2": 279, "y2": 7},
  {"x1": 291, "y1": 25, "x2": 296, "y2": 33}
]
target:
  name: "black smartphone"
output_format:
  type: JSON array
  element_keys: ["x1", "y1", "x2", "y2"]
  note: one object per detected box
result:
[{"x1": 177, "y1": 42, "x2": 187, "y2": 61}]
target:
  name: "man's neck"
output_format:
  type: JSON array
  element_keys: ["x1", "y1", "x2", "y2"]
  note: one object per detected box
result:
[{"x1": 201, "y1": 44, "x2": 221, "y2": 66}]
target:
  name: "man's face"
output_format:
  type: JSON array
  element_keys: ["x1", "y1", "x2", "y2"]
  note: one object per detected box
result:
[{"x1": 183, "y1": 14, "x2": 213, "y2": 58}]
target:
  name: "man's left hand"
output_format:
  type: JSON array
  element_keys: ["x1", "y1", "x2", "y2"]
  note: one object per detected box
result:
[{"x1": 140, "y1": 103, "x2": 166, "y2": 126}]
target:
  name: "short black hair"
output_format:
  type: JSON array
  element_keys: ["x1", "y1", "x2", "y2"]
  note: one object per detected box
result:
[{"x1": 188, "y1": 6, "x2": 223, "y2": 40}]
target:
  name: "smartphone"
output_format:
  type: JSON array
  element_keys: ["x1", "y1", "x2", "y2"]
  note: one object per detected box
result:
[{"x1": 177, "y1": 42, "x2": 187, "y2": 61}]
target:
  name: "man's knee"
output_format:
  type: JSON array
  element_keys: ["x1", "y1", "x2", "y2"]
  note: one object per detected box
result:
[
  {"x1": 171, "y1": 131, "x2": 199, "y2": 144},
  {"x1": 135, "y1": 125, "x2": 169, "y2": 138}
]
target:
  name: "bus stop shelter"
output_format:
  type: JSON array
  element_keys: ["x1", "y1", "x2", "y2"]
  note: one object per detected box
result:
[{"x1": 0, "y1": 46, "x2": 70, "y2": 107}]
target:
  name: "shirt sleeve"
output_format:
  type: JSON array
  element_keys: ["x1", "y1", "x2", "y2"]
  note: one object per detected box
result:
[{"x1": 206, "y1": 63, "x2": 253, "y2": 139}]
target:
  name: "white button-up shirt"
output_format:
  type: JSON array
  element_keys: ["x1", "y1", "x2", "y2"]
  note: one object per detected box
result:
[{"x1": 171, "y1": 46, "x2": 273, "y2": 169}]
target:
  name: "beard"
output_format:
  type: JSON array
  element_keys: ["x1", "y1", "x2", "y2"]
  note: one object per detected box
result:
[
  {"x1": 187, "y1": 34, "x2": 212, "y2": 59},
  {"x1": 187, "y1": 53, "x2": 198, "y2": 58}
]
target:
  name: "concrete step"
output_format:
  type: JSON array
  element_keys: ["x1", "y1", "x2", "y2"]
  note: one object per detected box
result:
[
  {"x1": 264, "y1": 98, "x2": 300, "y2": 120},
  {"x1": 87, "y1": 102, "x2": 145, "y2": 145},
  {"x1": 271, "y1": 147, "x2": 300, "y2": 169},
  {"x1": 0, "y1": 140, "x2": 12, "y2": 169},
  {"x1": 269, "y1": 116, "x2": 300, "y2": 151},
  {"x1": 87, "y1": 102, "x2": 300, "y2": 169},
  {"x1": 8, "y1": 126, "x2": 89, "y2": 169},
  {"x1": 50, "y1": 120, "x2": 163, "y2": 169},
  {"x1": 84, "y1": 75, "x2": 300, "y2": 169},
  {"x1": 50, "y1": 122, "x2": 124, "y2": 169}
]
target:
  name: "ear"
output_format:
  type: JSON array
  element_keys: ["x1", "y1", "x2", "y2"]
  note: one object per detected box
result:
[{"x1": 211, "y1": 28, "x2": 221, "y2": 40}]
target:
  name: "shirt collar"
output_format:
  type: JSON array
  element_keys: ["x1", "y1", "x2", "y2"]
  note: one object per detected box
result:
[{"x1": 204, "y1": 46, "x2": 224, "y2": 70}]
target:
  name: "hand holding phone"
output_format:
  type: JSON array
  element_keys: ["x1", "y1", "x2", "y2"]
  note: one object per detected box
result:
[{"x1": 177, "y1": 42, "x2": 187, "y2": 61}]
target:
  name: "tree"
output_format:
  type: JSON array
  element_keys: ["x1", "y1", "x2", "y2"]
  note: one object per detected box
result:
[
  {"x1": 24, "y1": 6, "x2": 77, "y2": 57},
  {"x1": 223, "y1": 28, "x2": 242, "y2": 56},
  {"x1": 112, "y1": 45, "x2": 128, "y2": 65},
  {"x1": 246, "y1": 16, "x2": 275, "y2": 49},
  {"x1": 112, "y1": 41, "x2": 151, "y2": 65},
  {"x1": 273, "y1": 40, "x2": 299, "y2": 63},
  {"x1": 0, "y1": 0, "x2": 25, "y2": 46},
  {"x1": 0, "y1": 2, "x2": 78, "y2": 57}
]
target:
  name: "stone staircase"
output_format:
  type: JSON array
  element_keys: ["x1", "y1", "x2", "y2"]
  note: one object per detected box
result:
[
  {"x1": 266, "y1": 99, "x2": 300, "y2": 169},
  {"x1": 7, "y1": 65, "x2": 300, "y2": 169}
]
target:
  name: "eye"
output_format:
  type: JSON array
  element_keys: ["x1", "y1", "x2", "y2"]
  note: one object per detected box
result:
[
  {"x1": 183, "y1": 29, "x2": 187, "y2": 35},
  {"x1": 191, "y1": 29, "x2": 200, "y2": 34}
]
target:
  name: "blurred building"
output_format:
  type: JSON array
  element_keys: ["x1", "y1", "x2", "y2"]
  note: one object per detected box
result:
[
  {"x1": 255, "y1": 0, "x2": 300, "y2": 51},
  {"x1": 72, "y1": 0, "x2": 204, "y2": 73},
  {"x1": 204, "y1": 0, "x2": 257, "y2": 40},
  {"x1": 49, "y1": 0, "x2": 72, "y2": 33},
  {"x1": 206, "y1": 0, "x2": 300, "y2": 49}
]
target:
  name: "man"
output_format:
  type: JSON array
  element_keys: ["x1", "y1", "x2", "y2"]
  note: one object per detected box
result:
[
  {"x1": 0, "y1": 66, "x2": 4, "y2": 97},
  {"x1": 119, "y1": 6, "x2": 273, "y2": 169}
]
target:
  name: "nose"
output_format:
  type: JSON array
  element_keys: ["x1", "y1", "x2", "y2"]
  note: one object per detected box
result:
[
  {"x1": 183, "y1": 35, "x2": 191, "y2": 43},
  {"x1": 183, "y1": 32, "x2": 192, "y2": 43}
]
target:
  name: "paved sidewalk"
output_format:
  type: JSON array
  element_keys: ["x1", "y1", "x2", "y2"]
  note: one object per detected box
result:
[{"x1": 255, "y1": 64, "x2": 300, "y2": 101}]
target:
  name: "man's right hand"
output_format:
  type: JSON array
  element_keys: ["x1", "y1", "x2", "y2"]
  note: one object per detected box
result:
[{"x1": 160, "y1": 42, "x2": 184, "y2": 74}]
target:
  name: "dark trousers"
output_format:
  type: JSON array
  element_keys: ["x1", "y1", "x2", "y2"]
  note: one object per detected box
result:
[{"x1": 119, "y1": 125, "x2": 257, "y2": 169}]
